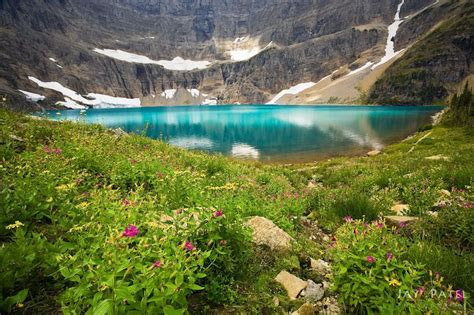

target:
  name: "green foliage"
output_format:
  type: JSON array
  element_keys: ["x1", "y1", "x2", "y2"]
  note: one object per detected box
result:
[
  {"x1": 405, "y1": 240, "x2": 474, "y2": 294},
  {"x1": 331, "y1": 192, "x2": 380, "y2": 222},
  {"x1": 0, "y1": 109, "x2": 472, "y2": 313},
  {"x1": 330, "y1": 220, "x2": 469, "y2": 313},
  {"x1": 417, "y1": 188, "x2": 474, "y2": 249},
  {"x1": 443, "y1": 83, "x2": 474, "y2": 127}
]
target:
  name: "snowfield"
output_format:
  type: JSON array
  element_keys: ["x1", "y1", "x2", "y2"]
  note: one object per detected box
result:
[
  {"x1": 93, "y1": 49, "x2": 211, "y2": 71},
  {"x1": 29, "y1": 76, "x2": 141, "y2": 109},
  {"x1": 371, "y1": 0, "x2": 406, "y2": 69},
  {"x1": 267, "y1": 82, "x2": 316, "y2": 104},
  {"x1": 18, "y1": 90, "x2": 45, "y2": 102}
]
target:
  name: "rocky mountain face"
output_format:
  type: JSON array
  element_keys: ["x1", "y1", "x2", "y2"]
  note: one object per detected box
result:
[
  {"x1": 0, "y1": 0, "x2": 471, "y2": 109},
  {"x1": 369, "y1": 1, "x2": 474, "y2": 104}
]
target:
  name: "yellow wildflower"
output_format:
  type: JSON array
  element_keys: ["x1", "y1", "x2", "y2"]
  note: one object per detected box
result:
[
  {"x1": 6, "y1": 221, "x2": 24, "y2": 230},
  {"x1": 388, "y1": 278, "x2": 402, "y2": 287}
]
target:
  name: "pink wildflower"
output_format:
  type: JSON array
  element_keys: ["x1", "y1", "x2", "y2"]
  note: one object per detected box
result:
[
  {"x1": 184, "y1": 241, "x2": 195, "y2": 251},
  {"x1": 367, "y1": 256, "x2": 376, "y2": 263},
  {"x1": 455, "y1": 289, "x2": 464, "y2": 303},
  {"x1": 386, "y1": 252, "x2": 393, "y2": 261},
  {"x1": 43, "y1": 145, "x2": 52, "y2": 153},
  {"x1": 463, "y1": 202, "x2": 474, "y2": 209},
  {"x1": 399, "y1": 222, "x2": 407, "y2": 228},
  {"x1": 214, "y1": 210, "x2": 223, "y2": 217},
  {"x1": 122, "y1": 225, "x2": 139, "y2": 237},
  {"x1": 54, "y1": 148, "x2": 62, "y2": 155},
  {"x1": 153, "y1": 260, "x2": 162, "y2": 268},
  {"x1": 122, "y1": 199, "x2": 131, "y2": 207},
  {"x1": 344, "y1": 216, "x2": 353, "y2": 223},
  {"x1": 417, "y1": 287, "x2": 425, "y2": 297}
]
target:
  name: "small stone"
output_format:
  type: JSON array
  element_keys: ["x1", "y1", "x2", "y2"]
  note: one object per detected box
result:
[
  {"x1": 307, "y1": 181, "x2": 317, "y2": 189},
  {"x1": 310, "y1": 258, "x2": 331, "y2": 275},
  {"x1": 272, "y1": 296, "x2": 280, "y2": 306},
  {"x1": 390, "y1": 203, "x2": 410, "y2": 215},
  {"x1": 440, "y1": 189, "x2": 451, "y2": 197},
  {"x1": 275, "y1": 271, "x2": 307, "y2": 300},
  {"x1": 320, "y1": 297, "x2": 340, "y2": 315},
  {"x1": 9, "y1": 135, "x2": 24, "y2": 142},
  {"x1": 384, "y1": 215, "x2": 418, "y2": 226},
  {"x1": 425, "y1": 155, "x2": 451, "y2": 161},
  {"x1": 291, "y1": 303, "x2": 315, "y2": 315},
  {"x1": 367, "y1": 150, "x2": 381, "y2": 157},
  {"x1": 305, "y1": 279, "x2": 325, "y2": 302},
  {"x1": 112, "y1": 128, "x2": 129, "y2": 137},
  {"x1": 246, "y1": 216, "x2": 293, "y2": 251}
]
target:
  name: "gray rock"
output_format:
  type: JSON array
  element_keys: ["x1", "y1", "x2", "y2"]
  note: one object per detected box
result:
[
  {"x1": 305, "y1": 279, "x2": 325, "y2": 302},
  {"x1": 246, "y1": 216, "x2": 293, "y2": 251},
  {"x1": 310, "y1": 258, "x2": 331, "y2": 275}
]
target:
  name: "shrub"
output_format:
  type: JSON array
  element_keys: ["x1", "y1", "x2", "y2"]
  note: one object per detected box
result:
[
  {"x1": 404, "y1": 240, "x2": 474, "y2": 295},
  {"x1": 57, "y1": 205, "x2": 251, "y2": 313},
  {"x1": 330, "y1": 220, "x2": 469, "y2": 313},
  {"x1": 331, "y1": 192, "x2": 380, "y2": 222}
]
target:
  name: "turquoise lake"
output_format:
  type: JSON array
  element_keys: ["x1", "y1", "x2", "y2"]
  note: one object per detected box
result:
[{"x1": 45, "y1": 105, "x2": 443, "y2": 162}]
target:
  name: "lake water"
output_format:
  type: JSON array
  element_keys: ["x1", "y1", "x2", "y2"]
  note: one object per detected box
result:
[{"x1": 45, "y1": 105, "x2": 443, "y2": 162}]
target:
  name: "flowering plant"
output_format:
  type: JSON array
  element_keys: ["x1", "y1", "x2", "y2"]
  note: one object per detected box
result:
[{"x1": 329, "y1": 219, "x2": 469, "y2": 313}]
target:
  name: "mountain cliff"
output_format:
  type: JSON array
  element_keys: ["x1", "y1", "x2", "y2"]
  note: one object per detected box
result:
[{"x1": 0, "y1": 0, "x2": 471, "y2": 109}]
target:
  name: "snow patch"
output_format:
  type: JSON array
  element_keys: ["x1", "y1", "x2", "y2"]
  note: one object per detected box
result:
[
  {"x1": 347, "y1": 62, "x2": 374, "y2": 76},
  {"x1": 233, "y1": 36, "x2": 248, "y2": 44},
  {"x1": 29, "y1": 76, "x2": 141, "y2": 108},
  {"x1": 93, "y1": 49, "x2": 211, "y2": 71},
  {"x1": 371, "y1": 0, "x2": 406, "y2": 69},
  {"x1": 86, "y1": 93, "x2": 141, "y2": 108},
  {"x1": 202, "y1": 98, "x2": 218, "y2": 105},
  {"x1": 161, "y1": 89, "x2": 177, "y2": 99},
  {"x1": 267, "y1": 82, "x2": 316, "y2": 104},
  {"x1": 56, "y1": 97, "x2": 86, "y2": 110},
  {"x1": 187, "y1": 89, "x2": 200, "y2": 98},
  {"x1": 49, "y1": 58, "x2": 63, "y2": 69},
  {"x1": 18, "y1": 90, "x2": 45, "y2": 102},
  {"x1": 228, "y1": 42, "x2": 273, "y2": 61},
  {"x1": 231, "y1": 144, "x2": 260, "y2": 159}
]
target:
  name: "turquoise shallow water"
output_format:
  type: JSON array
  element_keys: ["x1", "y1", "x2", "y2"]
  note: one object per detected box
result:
[{"x1": 44, "y1": 105, "x2": 443, "y2": 162}]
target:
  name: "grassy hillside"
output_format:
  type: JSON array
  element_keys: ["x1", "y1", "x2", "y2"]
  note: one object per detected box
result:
[
  {"x1": 0, "y1": 109, "x2": 473, "y2": 313},
  {"x1": 369, "y1": 2, "x2": 474, "y2": 105}
]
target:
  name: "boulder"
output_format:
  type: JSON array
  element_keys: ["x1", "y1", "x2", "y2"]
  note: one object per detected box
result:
[
  {"x1": 390, "y1": 203, "x2": 410, "y2": 215},
  {"x1": 275, "y1": 271, "x2": 307, "y2": 300},
  {"x1": 305, "y1": 280, "x2": 325, "y2": 302},
  {"x1": 246, "y1": 216, "x2": 293, "y2": 250},
  {"x1": 367, "y1": 150, "x2": 381, "y2": 157},
  {"x1": 310, "y1": 258, "x2": 331, "y2": 275},
  {"x1": 384, "y1": 215, "x2": 418, "y2": 226}
]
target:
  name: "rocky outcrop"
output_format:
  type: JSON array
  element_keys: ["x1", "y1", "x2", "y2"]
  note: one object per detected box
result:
[{"x1": 369, "y1": 1, "x2": 474, "y2": 105}]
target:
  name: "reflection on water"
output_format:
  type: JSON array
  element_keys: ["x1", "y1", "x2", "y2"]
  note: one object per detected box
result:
[{"x1": 45, "y1": 105, "x2": 443, "y2": 162}]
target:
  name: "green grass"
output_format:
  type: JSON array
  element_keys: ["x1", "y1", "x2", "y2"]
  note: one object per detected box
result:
[{"x1": 0, "y1": 109, "x2": 473, "y2": 313}]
